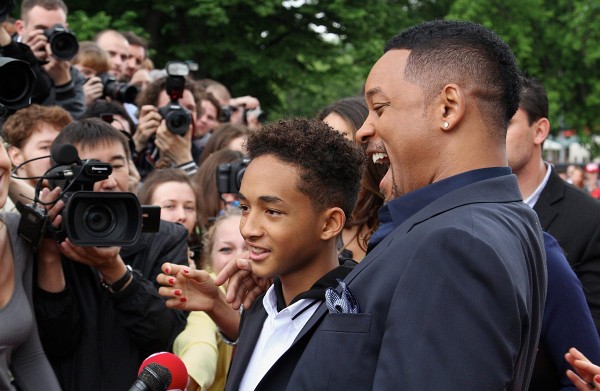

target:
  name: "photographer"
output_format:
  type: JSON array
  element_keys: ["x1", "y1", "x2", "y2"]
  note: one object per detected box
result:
[
  {"x1": 133, "y1": 64, "x2": 202, "y2": 179},
  {"x1": 3, "y1": 0, "x2": 86, "y2": 119},
  {"x1": 198, "y1": 78, "x2": 265, "y2": 130},
  {"x1": 32, "y1": 118, "x2": 189, "y2": 390}
]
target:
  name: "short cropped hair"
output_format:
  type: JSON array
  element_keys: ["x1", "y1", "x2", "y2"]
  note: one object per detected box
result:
[
  {"x1": 385, "y1": 20, "x2": 522, "y2": 135},
  {"x1": 2, "y1": 104, "x2": 72, "y2": 148},
  {"x1": 121, "y1": 31, "x2": 148, "y2": 51},
  {"x1": 52, "y1": 118, "x2": 131, "y2": 161},
  {"x1": 519, "y1": 76, "x2": 548, "y2": 125},
  {"x1": 245, "y1": 118, "x2": 365, "y2": 217},
  {"x1": 21, "y1": 0, "x2": 67, "y2": 20}
]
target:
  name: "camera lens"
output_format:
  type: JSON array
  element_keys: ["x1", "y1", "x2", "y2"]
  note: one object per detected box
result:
[
  {"x1": 84, "y1": 205, "x2": 115, "y2": 234},
  {"x1": 0, "y1": 58, "x2": 35, "y2": 110},
  {"x1": 45, "y1": 25, "x2": 79, "y2": 61},
  {"x1": 160, "y1": 107, "x2": 191, "y2": 136},
  {"x1": 169, "y1": 113, "x2": 186, "y2": 129}
]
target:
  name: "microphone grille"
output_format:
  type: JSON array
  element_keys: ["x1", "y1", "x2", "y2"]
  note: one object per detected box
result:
[
  {"x1": 50, "y1": 143, "x2": 80, "y2": 165},
  {"x1": 139, "y1": 362, "x2": 172, "y2": 391}
]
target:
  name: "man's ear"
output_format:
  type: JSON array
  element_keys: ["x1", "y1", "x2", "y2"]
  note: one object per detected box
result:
[
  {"x1": 438, "y1": 83, "x2": 465, "y2": 131},
  {"x1": 14, "y1": 19, "x2": 25, "y2": 36},
  {"x1": 320, "y1": 207, "x2": 345, "y2": 241},
  {"x1": 8, "y1": 146, "x2": 23, "y2": 166},
  {"x1": 534, "y1": 117, "x2": 550, "y2": 146}
]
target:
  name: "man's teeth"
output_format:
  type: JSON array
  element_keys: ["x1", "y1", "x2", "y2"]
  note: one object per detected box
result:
[
  {"x1": 372, "y1": 152, "x2": 388, "y2": 164},
  {"x1": 250, "y1": 246, "x2": 267, "y2": 254}
]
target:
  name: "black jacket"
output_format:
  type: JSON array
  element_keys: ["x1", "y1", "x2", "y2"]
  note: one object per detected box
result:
[
  {"x1": 34, "y1": 220, "x2": 189, "y2": 391},
  {"x1": 534, "y1": 167, "x2": 600, "y2": 334}
]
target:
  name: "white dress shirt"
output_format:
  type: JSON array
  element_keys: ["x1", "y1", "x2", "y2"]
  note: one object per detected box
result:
[
  {"x1": 524, "y1": 162, "x2": 552, "y2": 208},
  {"x1": 239, "y1": 285, "x2": 319, "y2": 391}
]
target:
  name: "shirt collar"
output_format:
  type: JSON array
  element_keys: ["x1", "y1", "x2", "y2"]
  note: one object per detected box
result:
[
  {"x1": 369, "y1": 167, "x2": 511, "y2": 250},
  {"x1": 524, "y1": 162, "x2": 551, "y2": 208},
  {"x1": 271, "y1": 259, "x2": 356, "y2": 312}
]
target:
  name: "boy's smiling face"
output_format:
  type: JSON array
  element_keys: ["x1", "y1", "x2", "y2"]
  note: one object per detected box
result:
[{"x1": 238, "y1": 155, "x2": 336, "y2": 284}]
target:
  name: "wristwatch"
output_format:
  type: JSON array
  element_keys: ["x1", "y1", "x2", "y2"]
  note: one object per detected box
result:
[{"x1": 101, "y1": 265, "x2": 133, "y2": 294}]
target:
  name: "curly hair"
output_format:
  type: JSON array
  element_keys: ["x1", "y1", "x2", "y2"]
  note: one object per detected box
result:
[
  {"x1": 318, "y1": 97, "x2": 385, "y2": 252},
  {"x1": 2, "y1": 104, "x2": 72, "y2": 148},
  {"x1": 246, "y1": 118, "x2": 365, "y2": 217}
]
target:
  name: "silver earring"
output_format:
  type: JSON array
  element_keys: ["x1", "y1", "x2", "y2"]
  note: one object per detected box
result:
[{"x1": 443, "y1": 121, "x2": 449, "y2": 129}]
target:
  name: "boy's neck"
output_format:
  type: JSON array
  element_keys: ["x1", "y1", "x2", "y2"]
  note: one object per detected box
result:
[{"x1": 279, "y1": 244, "x2": 340, "y2": 306}]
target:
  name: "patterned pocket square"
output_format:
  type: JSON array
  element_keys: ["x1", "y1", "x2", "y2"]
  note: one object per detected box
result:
[{"x1": 325, "y1": 279, "x2": 360, "y2": 314}]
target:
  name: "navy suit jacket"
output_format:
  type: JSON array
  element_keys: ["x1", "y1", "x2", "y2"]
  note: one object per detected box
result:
[
  {"x1": 226, "y1": 174, "x2": 547, "y2": 390},
  {"x1": 534, "y1": 167, "x2": 600, "y2": 334}
]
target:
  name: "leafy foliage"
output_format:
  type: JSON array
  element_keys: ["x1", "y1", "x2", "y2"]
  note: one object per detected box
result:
[{"x1": 10, "y1": 0, "x2": 600, "y2": 156}]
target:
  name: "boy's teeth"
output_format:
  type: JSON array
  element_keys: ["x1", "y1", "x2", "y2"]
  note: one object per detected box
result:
[{"x1": 372, "y1": 152, "x2": 388, "y2": 164}]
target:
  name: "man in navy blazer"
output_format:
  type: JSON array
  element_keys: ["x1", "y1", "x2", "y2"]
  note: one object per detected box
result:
[{"x1": 222, "y1": 20, "x2": 547, "y2": 390}]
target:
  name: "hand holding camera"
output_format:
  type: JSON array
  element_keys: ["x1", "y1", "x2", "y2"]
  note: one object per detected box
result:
[
  {"x1": 154, "y1": 118, "x2": 193, "y2": 166},
  {"x1": 35, "y1": 185, "x2": 128, "y2": 291},
  {"x1": 21, "y1": 27, "x2": 49, "y2": 61},
  {"x1": 83, "y1": 76, "x2": 104, "y2": 106},
  {"x1": 133, "y1": 105, "x2": 162, "y2": 152}
]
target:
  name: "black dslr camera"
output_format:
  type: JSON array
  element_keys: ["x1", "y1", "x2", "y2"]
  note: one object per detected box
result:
[
  {"x1": 216, "y1": 158, "x2": 249, "y2": 194},
  {"x1": 97, "y1": 72, "x2": 139, "y2": 103},
  {"x1": 218, "y1": 104, "x2": 267, "y2": 125},
  {"x1": 43, "y1": 24, "x2": 79, "y2": 61},
  {"x1": 158, "y1": 61, "x2": 192, "y2": 136},
  {"x1": 18, "y1": 144, "x2": 159, "y2": 247}
]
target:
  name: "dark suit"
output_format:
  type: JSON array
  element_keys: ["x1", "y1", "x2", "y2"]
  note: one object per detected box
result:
[
  {"x1": 534, "y1": 167, "x2": 600, "y2": 333},
  {"x1": 227, "y1": 174, "x2": 547, "y2": 390}
]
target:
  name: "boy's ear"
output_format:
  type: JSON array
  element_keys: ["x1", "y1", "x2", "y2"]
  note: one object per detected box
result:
[{"x1": 320, "y1": 207, "x2": 345, "y2": 241}]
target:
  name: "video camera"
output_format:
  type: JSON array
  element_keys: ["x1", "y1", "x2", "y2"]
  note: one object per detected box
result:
[
  {"x1": 216, "y1": 158, "x2": 249, "y2": 194},
  {"x1": 17, "y1": 144, "x2": 160, "y2": 247},
  {"x1": 98, "y1": 72, "x2": 139, "y2": 103},
  {"x1": 43, "y1": 24, "x2": 79, "y2": 61},
  {"x1": 158, "y1": 61, "x2": 192, "y2": 136},
  {"x1": 0, "y1": 57, "x2": 36, "y2": 118}
]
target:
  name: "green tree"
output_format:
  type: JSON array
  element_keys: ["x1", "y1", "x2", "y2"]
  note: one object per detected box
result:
[
  {"x1": 448, "y1": 0, "x2": 600, "y2": 158},
  {"x1": 11, "y1": 0, "x2": 600, "y2": 157},
  {"x1": 63, "y1": 0, "x2": 450, "y2": 118}
]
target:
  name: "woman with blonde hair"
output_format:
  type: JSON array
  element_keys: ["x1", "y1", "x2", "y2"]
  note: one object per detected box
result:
[{"x1": 172, "y1": 209, "x2": 246, "y2": 391}]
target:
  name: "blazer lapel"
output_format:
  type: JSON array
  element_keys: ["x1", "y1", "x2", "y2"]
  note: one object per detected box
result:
[
  {"x1": 533, "y1": 168, "x2": 565, "y2": 230},
  {"x1": 226, "y1": 304, "x2": 268, "y2": 390}
]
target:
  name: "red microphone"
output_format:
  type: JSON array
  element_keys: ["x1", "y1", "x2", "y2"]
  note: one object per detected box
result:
[{"x1": 138, "y1": 352, "x2": 188, "y2": 391}]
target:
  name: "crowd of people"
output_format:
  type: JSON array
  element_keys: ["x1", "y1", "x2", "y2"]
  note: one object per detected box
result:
[{"x1": 1, "y1": 1, "x2": 600, "y2": 390}]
